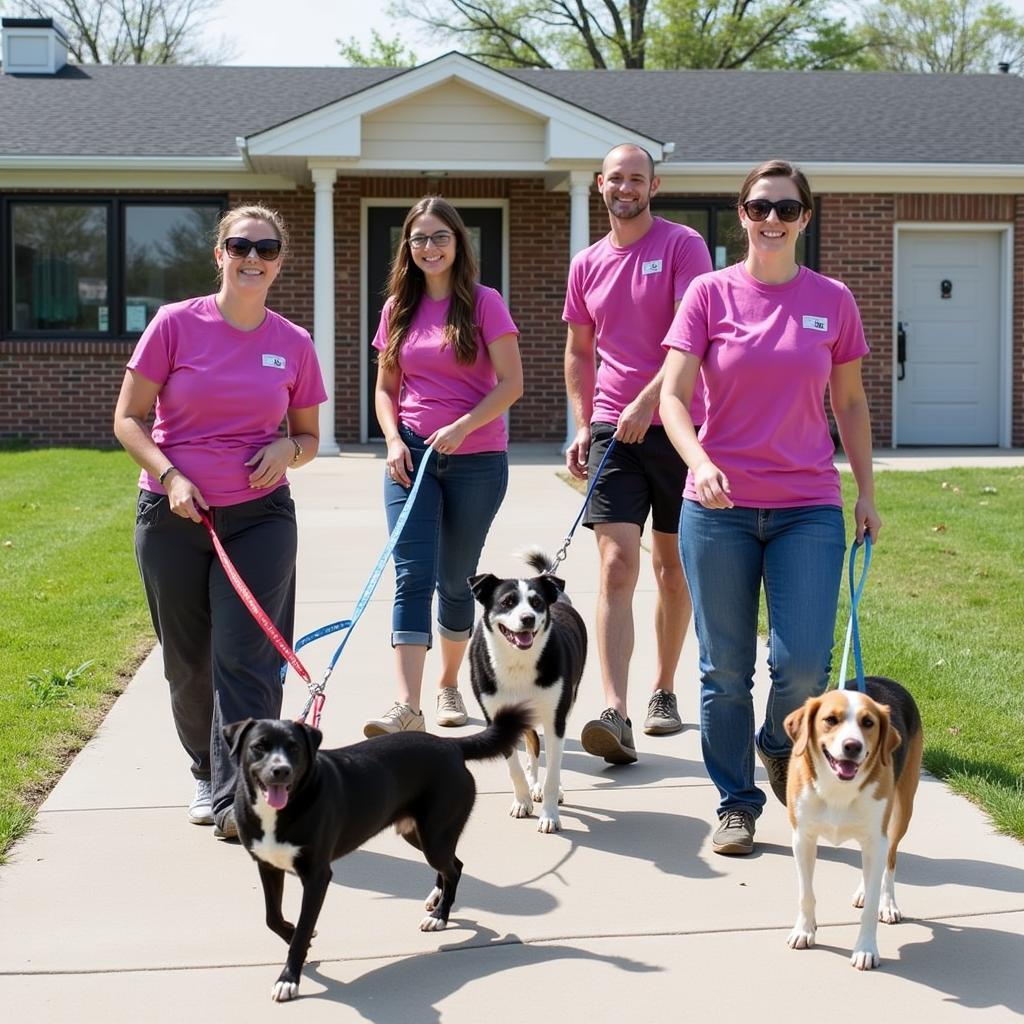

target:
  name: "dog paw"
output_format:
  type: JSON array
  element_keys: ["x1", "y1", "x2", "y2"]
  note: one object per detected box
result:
[
  {"x1": 510, "y1": 797, "x2": 533, "y2": 818},
  {"x1": 271, "y1": 980, "x2": 299, "y2": 1002},
  {"x1": 878, "y1": 900, "x2": 903, "y2": 924},
  {"x1": 786, "y1": 926, "x2": 816, "y2": 950},
  {"x1": 851, "y1": 883, "x2": 866, "y2": 909},
  {"x1": 530, "y1": 782, "x2": 544, "y2": 802},
  {"x1": 424, "y1": 887, "x2": 442, "y2": 912},
  {"x1": 419, "y1": 914, "x2": 447, "y2": 932},
  {"x1": 537, "y1": 811, "x2": 561, "y2": 833},
  {"x1": 851, "y1": 945, "x2": 880, "y2": 970}
]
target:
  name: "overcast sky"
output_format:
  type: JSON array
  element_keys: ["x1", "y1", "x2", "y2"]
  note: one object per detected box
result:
[{"x1": 208, "y1": 0, "x2": 1024, "y2": 68}]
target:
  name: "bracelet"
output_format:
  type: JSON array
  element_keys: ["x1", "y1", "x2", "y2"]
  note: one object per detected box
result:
[
  {"x1": 288, "y1": 436, "x2": 303, "y2": 464},
  {"x1": 158, "y1": 466, "x2": 176, "y2": 485}
]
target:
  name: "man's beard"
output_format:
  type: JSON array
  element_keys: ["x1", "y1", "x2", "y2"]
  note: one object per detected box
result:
[{"x1": 605, "y1": 194, "x2": 649, "y2": 220}]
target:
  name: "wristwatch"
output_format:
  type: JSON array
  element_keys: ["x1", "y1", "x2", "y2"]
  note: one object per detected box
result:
[{"x1": 289, "y1": 437, "x2": 303, "y2": 464}]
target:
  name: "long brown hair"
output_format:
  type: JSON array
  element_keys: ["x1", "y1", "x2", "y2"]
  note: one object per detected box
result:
[
  {"x1": 737, "y1": 160, "x2": 814, "y2": 213},
  {"x1": 379, "y1": 197, "x2": 480, "y2": 372}
]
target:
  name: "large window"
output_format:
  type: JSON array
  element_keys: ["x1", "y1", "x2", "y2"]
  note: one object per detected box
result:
[
  {"x1": 656, "y1": 198, "x2": 818, "y2": 271},
  {"x1": 4, "y1": 197, "x2": 223, "y2": 337}
]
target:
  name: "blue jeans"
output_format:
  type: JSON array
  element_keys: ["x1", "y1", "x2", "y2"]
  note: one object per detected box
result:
[
  {"x1": 384, "y1": 424, "x2": 508, "y2": 647},
  {"x1": 679, "y1": 501, "x2": 845, "y2": 819}
]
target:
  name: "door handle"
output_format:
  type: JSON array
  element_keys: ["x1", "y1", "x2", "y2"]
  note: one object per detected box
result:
[{"x1": 897, "y1": 321, "x2": 907, "y2": 381}]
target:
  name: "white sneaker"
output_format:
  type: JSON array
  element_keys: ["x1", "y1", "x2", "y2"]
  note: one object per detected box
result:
[
  {"x1": 436, "y1": 687, "x2": 468, "y2": 727},
  {"x1": 188, "y1": 778, "x2": 214, "y2": 825},
  {"x1": 363, "y1": 701, "x2": 425, "y2": 738}
]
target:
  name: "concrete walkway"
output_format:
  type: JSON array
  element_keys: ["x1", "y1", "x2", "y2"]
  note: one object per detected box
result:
[{"x1": 2, "y1": 447, "x2": 1023, "y2": 1021}]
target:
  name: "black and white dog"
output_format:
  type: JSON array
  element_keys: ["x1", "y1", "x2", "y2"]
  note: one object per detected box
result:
[
  {"x1": 468, "y1": 550, "x2": 587, "y2": 833},
  {"x1": 223, "y1": 706, "x2": 530, "y2": 1002}
]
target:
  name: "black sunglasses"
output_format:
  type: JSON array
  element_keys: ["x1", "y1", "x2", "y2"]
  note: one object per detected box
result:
[
  {"x1": 223, "y1": 236, "x2": 282, "y2": 261},
  {"x1": 741, "y1": 199, "x2": 805, "y2": 223}
]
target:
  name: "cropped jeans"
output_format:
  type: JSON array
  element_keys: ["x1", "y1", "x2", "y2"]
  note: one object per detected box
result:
[
  {"x1": 679, "y1": 500, "x2": 846, "y2": 819},
  {"x1": 384, "y1": 423, "x2": 508, "y2": 647}
]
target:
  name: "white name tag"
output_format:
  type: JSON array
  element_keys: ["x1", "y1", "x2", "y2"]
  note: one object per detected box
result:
[
  {"x1": 262, "y1": 354, "x2": 287, "y2": 369},
  {"x1": 642, "y1": 260, "x2": 663, "y2": 275},
  {"x1": 802, "y1": 315, "x2": 828, "y2": 332}
]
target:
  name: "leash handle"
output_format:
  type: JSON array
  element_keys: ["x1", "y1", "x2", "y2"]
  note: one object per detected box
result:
[
  {"x1": 198, "y1": 510, "x2": 312, "y2": 686},
  {"x1": 837, "y1": 534, "x2": 872, "y2": 692},
  {"x1": 291, "y1": 445, "x2": 437, "y2": 725},
  {"x1": 549, "y1": 436, "x2": 617, "y2": 573}
]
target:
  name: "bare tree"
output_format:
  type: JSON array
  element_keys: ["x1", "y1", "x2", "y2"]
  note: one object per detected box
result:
[{"x1": 14, "y1": 0, "x2": 236, "y2": 64}]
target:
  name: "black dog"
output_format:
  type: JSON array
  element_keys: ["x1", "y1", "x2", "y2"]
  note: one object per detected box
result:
[
  {"x1": 223, "y1": 706, "x2": 530, "y2": 1002},
  {"x1": 469, "y1": 551, "x2": 587, "y2": 833}
]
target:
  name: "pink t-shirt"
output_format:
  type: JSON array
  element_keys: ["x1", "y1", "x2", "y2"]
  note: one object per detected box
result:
[
  {"x1": 663, "y1": 263, "x2": 869, "y2": 508},
  {"x1": 128, "y1": 295, "x2": 327, "y2": 506},
  {"x1": 563, "y1": 217, "x2": 712, "y2": 426},
  {"x1": 372, "y1": 284, "x2": 518, "y2": 455}
]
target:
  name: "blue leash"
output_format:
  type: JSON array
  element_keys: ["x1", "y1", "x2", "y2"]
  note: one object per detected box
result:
[
  {"x1": 837, "y1": 534, "x2": 872, "y2": 693},
  {"x1": 287, "y1": 446, "x2": 437, "y2": 725},
  {"x1": 549, "y1": 437, "x2": 617, "y2": 573}
]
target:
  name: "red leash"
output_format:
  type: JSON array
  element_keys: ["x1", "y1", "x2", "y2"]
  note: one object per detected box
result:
[{"x1": 198, "y1": 511, "x2": 315, "y2": 710}]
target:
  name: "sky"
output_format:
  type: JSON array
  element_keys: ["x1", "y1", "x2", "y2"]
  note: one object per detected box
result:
[{"x1": 209, "y1": 0, "x2": 1024, "y2": 68}]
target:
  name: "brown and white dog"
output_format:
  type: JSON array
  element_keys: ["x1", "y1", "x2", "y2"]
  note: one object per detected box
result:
[{"x1": 783, "y1": 676, "x2": 923, "y2": 970}]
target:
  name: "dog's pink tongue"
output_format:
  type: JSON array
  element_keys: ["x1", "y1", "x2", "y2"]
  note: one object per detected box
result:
[
  {"x1": 513, "y1": 631, "x2": 534, "y2": 649},
  {"x1": 266, "y1": 785, "x2": 289, "y2": 810},
  {"x1": 835, "y1": 760, "x2": 859, "y2": 781}
]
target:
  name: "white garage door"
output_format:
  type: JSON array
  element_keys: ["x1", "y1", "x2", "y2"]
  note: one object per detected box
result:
[{"x1": 896, "y1": 230, "x2": 1002, "y2": 445}]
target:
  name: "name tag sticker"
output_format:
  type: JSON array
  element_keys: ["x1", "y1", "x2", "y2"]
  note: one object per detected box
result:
[
  {"x1": 642, "y1": 260, "x2": 663, "y2": 275},
  {"x1": 262, "y1": 354, "x2": 287, "y2": 369},
  {"x1": 802, "y1": 315, "x2": 828, "y2": 332}
]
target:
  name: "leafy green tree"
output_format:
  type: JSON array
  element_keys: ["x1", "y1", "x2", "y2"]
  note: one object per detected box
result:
[
  {"x1": 858, "y1": 0, "x2": 1024, "y2": 73},
  {"x1": 338, "y1": 28, "x2": 418, "y2": 67}
]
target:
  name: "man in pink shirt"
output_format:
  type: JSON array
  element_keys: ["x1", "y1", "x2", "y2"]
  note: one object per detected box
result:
[{"x1": 564, "y1": 143, "x2": 712, "y2": 764}]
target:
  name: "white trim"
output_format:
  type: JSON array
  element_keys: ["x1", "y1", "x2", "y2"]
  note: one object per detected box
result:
[
  {"x1": 358, "y1": 197, "x2": 511, "y2": 444},
  {"x1": 657, "y1": 161, "x2": 1024, "y2": 179},
  {"x1": 0, "y1": 155, "x2": 247, "y2": 172},
  {"x1": 892, "y1": 221, "x2": 1013, "y2": 448}
]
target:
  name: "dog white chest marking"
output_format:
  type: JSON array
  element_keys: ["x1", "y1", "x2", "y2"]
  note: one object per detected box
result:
[{"x1": 250, "y1": 797, "x2": 302, "y2": 874}]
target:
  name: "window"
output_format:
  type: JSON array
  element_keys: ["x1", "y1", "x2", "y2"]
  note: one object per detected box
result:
[
  {"x1": 656, "y1": 198, "x2": 819, "y2": 271},
  {"x1": 4, "y1": 197, "x2": 223, "y2": 337}
]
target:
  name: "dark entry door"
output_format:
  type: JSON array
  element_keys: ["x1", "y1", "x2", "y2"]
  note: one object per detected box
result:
[{"x1": 366, "y1": 205, "x2": 504, "y2": 440}]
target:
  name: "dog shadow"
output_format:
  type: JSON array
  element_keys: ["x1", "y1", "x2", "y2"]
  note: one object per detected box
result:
[{"x1": 303, "y1": 921, "x2": 660, "y2": 1019}]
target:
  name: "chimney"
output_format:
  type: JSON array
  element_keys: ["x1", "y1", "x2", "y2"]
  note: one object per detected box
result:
[
  {"x1": 1, "y1": 17, "x2": 69, "y2": 75},
  {"x1": 997, "y1": 61, "x2": 1010, "y2": 73}
]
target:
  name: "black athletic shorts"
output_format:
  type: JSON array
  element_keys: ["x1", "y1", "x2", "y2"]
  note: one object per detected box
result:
[{"x1": 583, "y1": 422, "x2": 693, "y2": 535}]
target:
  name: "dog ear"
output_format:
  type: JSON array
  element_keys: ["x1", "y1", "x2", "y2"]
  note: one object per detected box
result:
[
  {"x1": 299, "y1": 722, "x2": 323, "y2": 761},
  {"x1": 787, "y1": 698, "x2": 818, "y2": 759},
  {"x1": 876, "y1": 703, "x2": 902, "y2": 767},
  {"x1": 223, "y1": 718, "x2": 255, "y2": 759},
  {"x1": 468, "y1": 573, "x2": 499, "y2": 604},
  {"x1": 536, "y1": 574, "x2": 564, "y2": 603}
]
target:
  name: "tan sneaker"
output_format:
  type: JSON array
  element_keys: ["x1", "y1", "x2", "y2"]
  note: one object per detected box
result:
[
  {"x1": 363, "y1": 701, "x2": 425, "y2": 738},
  {"x1": 643, "y1": 689, "x2": 682, "y2": 735},
  {"x1": 581, "y1": 708, "x2": 638, "y2": 764},
  {"x1": 712, "y1": 810, "x2": 755, "y2": 856},
  {"x1": 436, "y1": 687, "x2": 468, "y2": 727}
]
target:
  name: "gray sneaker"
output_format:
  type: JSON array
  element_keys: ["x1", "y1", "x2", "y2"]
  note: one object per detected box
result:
[
  {"x1": 712, "y1": 810, "x2": 755, "y2": 856},
  {"x1": 213, "y1": 808, "x2": 238, "y2": 842},
  {"x1": 187, "y1": 778, "x2": 214, "y2": 825},
  {"x1": 435, "y1": 687, "x2": 468, "y2": 727},
  {"x1": 364, "y1": 701, "x2": 426, "y2": 738},
  {"x1": 643, "y1": 689, "x2": 682, "y2": 735},
  {"x1": 757, "y1": 745, "x2": 790, "y2": 805},
  {"x1": 581, "y1": 708, "x2": 638, "y2": 764}
]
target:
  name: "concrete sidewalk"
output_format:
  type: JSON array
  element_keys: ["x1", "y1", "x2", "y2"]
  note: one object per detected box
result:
[{"x1": 2, "y1": 447, "x2": 1023, "y2": 1022}]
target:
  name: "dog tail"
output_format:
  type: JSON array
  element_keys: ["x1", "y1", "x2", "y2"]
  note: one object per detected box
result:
[
  {"x1": 520, "y1": 547, "x2": 555, "y2": 576},
  {"x1": 457, "y1": 703, "x2": 533, "y2": 763}
]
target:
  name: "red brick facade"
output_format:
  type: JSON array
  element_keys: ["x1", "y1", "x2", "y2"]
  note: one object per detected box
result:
[{"x1": 2, "y1": 183, "x2": 1022, "y2": 447}]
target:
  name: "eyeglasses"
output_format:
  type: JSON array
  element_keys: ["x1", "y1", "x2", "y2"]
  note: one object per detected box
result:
[
  {"x1": 222, "y1": 237, "x2": 282, "y2": 261},
  {"x1": 741, "y1": 199, "x2": 805, "y2": 223},
  {"x1": 408, "y1": 231, "x2": 454, "y2": 250}
]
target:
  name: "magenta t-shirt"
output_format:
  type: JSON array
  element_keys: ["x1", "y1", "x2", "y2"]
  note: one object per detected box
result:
[
  {"x1": 372, "y1": 284, "x2": 518, "y2": 455},
  {"x1": 563, "y1": 217, "x2": 712, "y2": 426},
  {"x1": 663, "y1": 263, "x2": 869, "y2": 508},
  {"x1": 128, "y1": 295, "x2": 327, "y2": 506}
]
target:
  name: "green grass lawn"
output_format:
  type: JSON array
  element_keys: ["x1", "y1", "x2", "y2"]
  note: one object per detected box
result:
[{"x1": 0, "y1": 448, "x2": 151, "y2": 861}]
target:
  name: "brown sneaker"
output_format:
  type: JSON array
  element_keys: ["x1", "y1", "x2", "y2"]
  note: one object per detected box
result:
[
  {"x1": 581, "y1": 708, "x2": 638, "y2": 764},
  {"x1": 363, "y1": 701, "x2": 426, "y2": 738},
  {"x1": 757, "y1": 745, "x2": 790, "y2": 805},
  {"x1": 643, "y1": 689, "x2": 682, "y2": 735},
  {"x1": 435, "y1": 687, "x2": 468, "y2": 727},
  {"x1": 213, "y1": 807, "x2": 238, "y2": 842},
  {"x1": 712, "y1": 810, "x2": 755, "y2": 855}
]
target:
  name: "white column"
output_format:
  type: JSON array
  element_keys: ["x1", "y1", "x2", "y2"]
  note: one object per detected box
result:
[
  {"x1": 311, "y1": 166, "x2": 339, "y2": 456},
  {"x1": 565, "y1": 170, "x2": 593, "y2": 448}
]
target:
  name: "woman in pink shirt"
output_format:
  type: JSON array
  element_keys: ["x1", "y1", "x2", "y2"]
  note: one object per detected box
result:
[
  {"x1": 364, "y1": 197, "x2": 523, "y2": 738},
  {"x1": 114, "y1": 204, "x2": 327, "y2": 840},
  {"x1": 660, "y1": 161, "x2": 881, "y2": 856}
]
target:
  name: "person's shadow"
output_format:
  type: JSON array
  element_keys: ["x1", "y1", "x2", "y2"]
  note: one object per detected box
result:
[{"x1": 303, "y1": 922, "x2": 660, "y2": 1018}]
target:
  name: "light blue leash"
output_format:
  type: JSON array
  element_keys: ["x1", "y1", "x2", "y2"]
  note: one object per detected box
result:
[
  {"x1": 288, "y1": 446, "x2": 437, "y2": 726},
  {"x1": 837, "y1": 534, "x2": 872, "y2": 693}
]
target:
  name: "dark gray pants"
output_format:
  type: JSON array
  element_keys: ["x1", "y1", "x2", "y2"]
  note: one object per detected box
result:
[{"x1": 135, "y1": 487, "x2": 297, "y2": 817}]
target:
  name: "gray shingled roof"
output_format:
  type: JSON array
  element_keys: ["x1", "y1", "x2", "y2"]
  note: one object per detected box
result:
[{"x1": 1, "y1": 59, "x2": 1022, "y2": 164}]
